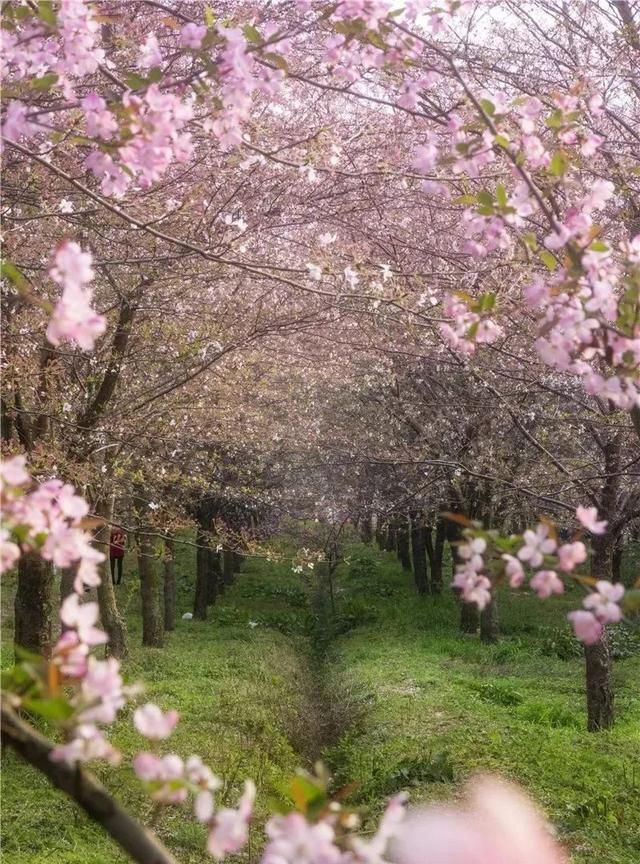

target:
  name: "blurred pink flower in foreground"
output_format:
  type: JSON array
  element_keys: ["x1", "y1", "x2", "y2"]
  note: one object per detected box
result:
[{"x1": 394, "y1": 776, "x2": 566, "y2": 864}]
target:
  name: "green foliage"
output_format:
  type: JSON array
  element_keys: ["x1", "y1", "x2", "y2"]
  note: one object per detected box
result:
[{"x1": 470, "y1": 680, "x2": 524, "y2": 706}]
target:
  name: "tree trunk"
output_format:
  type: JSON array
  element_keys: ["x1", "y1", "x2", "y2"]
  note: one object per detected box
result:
[
  {"x1": 94, "y1": 500, "x2": 127, "y2": 659},
  {"x1": 432, "y1": 519, "x2": 446, "y2": 594},
  {"x1": 480, "y1": 598, "x2": 499, "y2": 643},
  {"x1": 360, "y1": 516, "x2": 373, "y2": 544},
  {"x1": 375, "y1": 526, "x2": 386, "y2": 549},
  {"x1": 163, "y1": 537, "x2": 176, "y2": 632},
  {"x1": 385, "y1": 524, "x2": 397, "y2": 552},
  {"x1": 137, "y1": 532, "x2": 163, "y2": 647},
  {"x1": 223, "y1": 549, "x2": 235, "y2": 586},
  {"x1": 15, "y1": 554, "x2": 54, "y2": 659},
  {"x1": 410, "y1": 516, "x2": 429, "y2": 595},
  {"x1": 396, "y1": 517, "x2": 412, "y2": 572},
  {"x1": 611, "y1": 539, "x2": 623, "y2": 584},
  {"x1": 193, "y1": 527, "x2": 208, "y2": 620},
  {"x1": 206, "y1": 547, "x2": 221, "y2": 605},
  {"x1": 585, "y1": 535, "x2": 615, "y2": 731},
  {"x1": 460, "y1": 601, "x2": 478, "y2": 634}
]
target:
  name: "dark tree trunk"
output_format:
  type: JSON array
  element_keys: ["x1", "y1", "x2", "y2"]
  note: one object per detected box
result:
[
  {"x1": 375, "y1": 526, "x2": 386, "y2": 549},
  {"x1": 193, "y1": 527, "x2": 208, "y2": 620},
  {"x1": 15, "y1": 554, "x2": 54, "y2": 659},
  {"x1": 432, "y1": 519, "x2": 446, "y2": 594},
  {"x1": 410, "y1": 516, "x2": 429, "y2": 595},
  {"x1": 137, "y1": 532, "x2": 163, "y2": 647},
  {"x1": 222, "y1": 549, "x2": 235, "y2": 586},
  {"x1": 163, "y1": 537, "x2": 176, "y2": 632},
  {"x1": 206, "y1": 548, "x2": 221, "y2": 605},
  {"x1": 585, "y1": 535, "x2": 615, "y2": 731},
  {"x1": 611, "y1": 540, "x2": 623, "y2": 584},
  {"x1": 233, "y1": 551, "x2": 243, "y2": 573},
  {"x1": 385, "y1": 524, "x2": 397, "y2": 552},
  {"x1": 460, "y1": 601, "x2": 479, "y2": 634},
  {"x1": 94, "y1": 501, "x2": 127, "y2": 658},
  {"x1": 59, "y1": 568, "x2": 76, "y2": 603},
  {"x1": 360, "y1": 516, "x2": 373, "y2": 544},
  {"x1": 396, "y1": 517, "x2": 412, "y2": 572},
  {"x1": 480, "y1": 598, "x2": 499, "y2": 643}
]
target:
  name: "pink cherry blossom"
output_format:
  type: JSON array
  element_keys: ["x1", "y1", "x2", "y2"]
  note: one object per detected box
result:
[
  {"x1": 262, "y1": 811, "x2": 341, "y2": 864},
  {"x1": 133, "y1": 703, "x2": 179, "y2": 739},
  {"x1": 133, "y1": 753, "x2": 188, "y2": 804},
  {"x1": 556, "y1": 542, "x2": 587, "y2": 572},
  {"x1": 0, "y1": 455, "x2": 30, "y2": 487},
  {"x1": 181, "y1": 23, "x2": 207, "y2": 49},
  {"x1": 394, "y1": 776, "x2": 566, "y2": 864},
  {"x1": 351, "y1": 792, "x2": 407, "y2": 863},
  {"x1": 517, "y1": 524, "x2": 557, "y2": 568},
  {"x1": 530, "y1": 570, "x2": 564, "y2": 599},
  {"x1": 583, "y1": 580, "x2": 624, "y2": 624},
  {"x1": 60, "y1": 594, "x2": 108, "y2": 646},
  {"x1": 0, "y1": 529, "x2": 21, "y2": 574},
  {"x1": 502, "y1": 554, "x2": 525, "y2": 588},
  {"x1": 51, "y1": 724, "x2": 120, "y2": 765},
  {"x1": 207, "y1": 780, "x2": 255, "y2": 859},
  {"x1": 568, "y1": 610, "x2": 603, "y2": 645},
  {"x1": 453, "y1": 567, "x2": 492, "y2": 610},
  {"x1": 575, "y1": 506, "x2": 607, "y2": 535}
]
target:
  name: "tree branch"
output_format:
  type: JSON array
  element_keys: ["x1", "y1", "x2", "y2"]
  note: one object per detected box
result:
[{"x1": 1, "y1": 702, "x2": 178, "y2": 864}]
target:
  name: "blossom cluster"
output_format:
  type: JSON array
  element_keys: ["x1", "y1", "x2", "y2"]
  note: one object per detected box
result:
[
  {"x1": 452, "y1": 505, "x2": 626, "y2": 645},
  {"x1": 46, "y1": 242, "x2": 106, "y2": 351}
]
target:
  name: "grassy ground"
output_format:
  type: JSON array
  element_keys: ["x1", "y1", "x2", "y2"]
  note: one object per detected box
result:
[
  {"x1": 2, "y1": 535, "x2": 639, "y2": 862},
  {"x1": 325, "y1": 543, "x2": 640, "y2": 864}
]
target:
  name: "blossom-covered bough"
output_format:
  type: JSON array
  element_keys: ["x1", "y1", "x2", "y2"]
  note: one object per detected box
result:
[{"x1": 1, "y1": 0, "x2": 639, "y2": 860}]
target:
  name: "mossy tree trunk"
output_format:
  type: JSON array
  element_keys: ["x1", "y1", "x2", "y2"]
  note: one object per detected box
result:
[
  {"x1": 137, "y1": 531, "x2": 163, "y2": 647},
  {"x1": 585, "y1": 535, "x2": 615, "y2": 731},
  {"x1": 163, "y1": 537, "x2": 176, "y2": 632},
  {"x1": 206, "y1": 547, "x2": 221, "y2": 605},
  {"x1": 15, "y1": 554, "x2": 54, "y2": 659},
  {"x1": 480, "y1": 598, "x2": 499, "y2": 643},
  {"x1": 193, "y1": 527, "x2": 209, "y2": 620}
]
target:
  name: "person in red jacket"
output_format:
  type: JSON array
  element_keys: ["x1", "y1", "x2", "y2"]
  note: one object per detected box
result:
[{"x1": 110, "y1": 528, "x2": 126, "y2": 585}]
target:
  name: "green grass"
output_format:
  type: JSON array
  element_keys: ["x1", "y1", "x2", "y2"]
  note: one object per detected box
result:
[
  {"x1": 2, "y1": 536, "x2": 639, "y2": 863},
  {"x1": 325, "y1": 544, "x2": 640, "y2": 864}
]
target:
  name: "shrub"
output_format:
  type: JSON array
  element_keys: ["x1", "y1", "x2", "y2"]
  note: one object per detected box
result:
[{"x1": 470, "y1": 681, "x2": 524, "y2": 706}]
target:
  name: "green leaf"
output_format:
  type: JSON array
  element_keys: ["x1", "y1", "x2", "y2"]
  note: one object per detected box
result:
[
  {"x1": 545, "y1": 109, "x2": 564, "y2": 129},
  {"x1": 494, "y1": 134, "x2": 510, "y2": 149},
  {"x1": 1, "y1": 259, "x2": 29, "y2": 291},
  {"x1": 477, "y1": 190, "x2": 494, "y2": 208},
  {"x1": 204, "y1": 5, "x2": 216, "y2": 26},
  {"x1": 125, "y1": 73, "x2": 148, "y2": 91},
  {"x1": 243, "y1": 24, "x2": 261, "y2": 43},
  {"x1": 263, "y1": 52, "x2": 289, "y2": 73},
  {"x1": 548, "y1": 150, "x2": 568, "y2": 177},
  {"x1": 32, "y1": 73, "x2": 58, "y2": 91},
  {"x1": 480, "y1": 98, "x2": 495, "y2": 116},
  {"x1": 475, "y1": 292, "x2": 496, "y2": 313},
  {"x1": 540, "y1": 250, "x2": 558, "y2": 271},
  {"x1": 37, "y1": 1, "x2": 57, "y2": 26},
  {"x1": 495, "y1": 183, "x2": 508, "y2": 208},
  {"x1": 589, "y1": 240, "x2": 609, "y2": 252},
  {"x1": 522, "y1": 232, "x2": 538, "y2": 250},
  {"x1": 148, "y1": 66, "x2": 163, "y2": 84},
  {"x1": 24, "y1": 697, "x2": 75, "y2": 723},
  {"x1": 453, "y1": 194, "x2": 477, "y2": 205}
]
